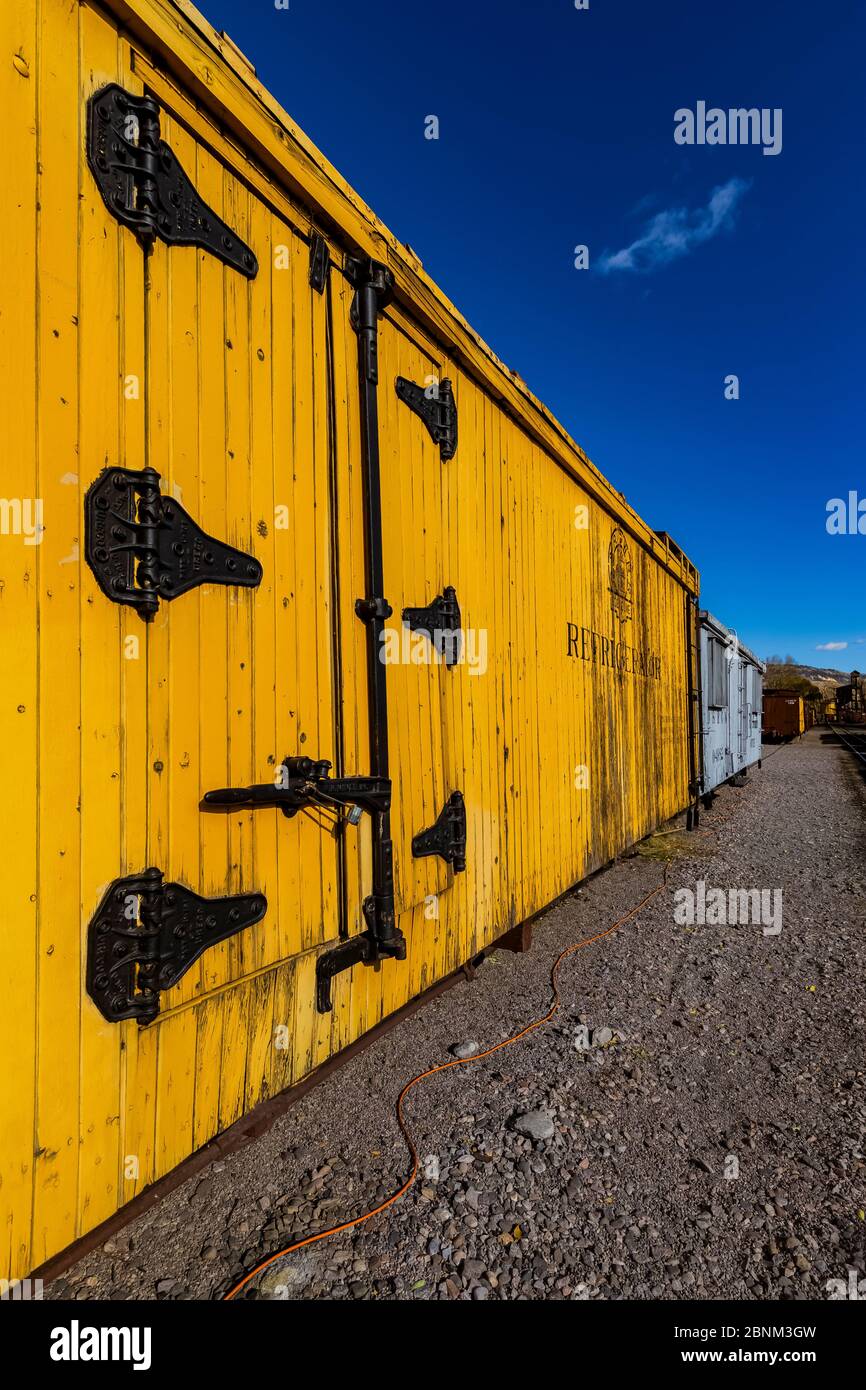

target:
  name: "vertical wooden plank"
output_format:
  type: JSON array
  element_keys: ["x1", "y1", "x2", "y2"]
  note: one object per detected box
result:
[
  {"x1": 310, "y1": 242, "x2": 340, "y2": 957},
  {"x1": 218, "y1": 980, "x2": 249, "y2": 1132},
  {"x1": 195, "y1": 146, "x2": 231, "y2": 993},
  {"x1": 121, "y1": 1025, "x2": 158, "y2": 1200},
  {"x1": 157, "y1": 117, "x2": 203, "y2": 1005},
  {"x1": 248, "y1": 202, "x2": 278, "y2": 978},
  {"x1": 223, "y1": 168, "x2": 255, "y2": 955},
  {"x1": 117, "y1": 223, "x2": 151, "y2": 1218},
  {"x1": 457, "y1": 370, "x2": 482, "y2": 964},
  {"x1": 191, "y1": 994, "x2": 223, "y2": 1152},
  {"x1": 289, "y1": 236, "x2": 329, "y2": 955},
  {"x1": 271, "y1": 217, "x2": 302, "y2": 966},
  {"x1": 75, "y1": 5, "x2": 137, "y2": 1246},
  {"x1": 29, "y1": 0, "x2": 82, "y2": 1269},
  {"x1": 268, "y1": 960, "x2": 296, "y2": 1094},
  {"x1": 329, "y1": 270, "x2": 375, "y2": 1048},
  {"x1": 244, "y1": 971, "x2": 276, "y2": 1111},
  {"x1": 141, "y1": 206, "x2": 185, "y2": 1182},
  {"x1": 155, "y1": 1009, "x2": 197, "y2": 1175},
  {"x1": 292, "y1": 951, "x2": 328, "y2": 1079},
  {"x1": 0, "y1": 0, "x2": 39, "y2": 1283}
]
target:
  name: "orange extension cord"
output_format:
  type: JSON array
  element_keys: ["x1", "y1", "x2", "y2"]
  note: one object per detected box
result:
[{"x1": 224, "y1": 873, "x2": 667, "y2": 1300}]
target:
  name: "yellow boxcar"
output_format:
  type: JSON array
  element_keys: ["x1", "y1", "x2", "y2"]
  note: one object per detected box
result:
[{"x1": 0, "y1": 0, "x2": 699, "y2": 1280}]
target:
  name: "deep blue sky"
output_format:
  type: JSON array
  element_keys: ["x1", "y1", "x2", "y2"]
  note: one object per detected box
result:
[{"x1": 201, "y1": 0, "x2": 864, "y2": 668}]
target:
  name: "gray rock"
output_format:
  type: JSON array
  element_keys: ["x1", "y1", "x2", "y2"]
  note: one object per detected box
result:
[
  {"x1": 513, "y1": 1111, "x2": 555, "y2": 1141},
  {"x1": 452, "y1": 1041, "x2": 480, "y2": 1060}
]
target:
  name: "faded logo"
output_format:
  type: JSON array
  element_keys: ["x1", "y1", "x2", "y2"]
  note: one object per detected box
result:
[{"x1": 608, "y1": 527, "x2": 633, "y2": 625}]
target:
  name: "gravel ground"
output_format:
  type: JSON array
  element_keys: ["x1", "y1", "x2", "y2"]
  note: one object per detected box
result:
[{"x1": 47, "y1": 730, "x2": 866, "y2": 1302}]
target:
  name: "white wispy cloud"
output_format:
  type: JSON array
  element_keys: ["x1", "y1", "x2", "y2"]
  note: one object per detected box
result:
[
  {"x1": 597, "y1": 178, "x2": 752, "y2": 275},
  {"x1": 816, "y1": 641, "x2": 848, "y2": 651}
]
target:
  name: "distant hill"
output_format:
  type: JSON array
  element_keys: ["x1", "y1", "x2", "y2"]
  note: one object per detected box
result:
[{"x1": 762, "y1": 661, "x2": 853, "y2": 699}]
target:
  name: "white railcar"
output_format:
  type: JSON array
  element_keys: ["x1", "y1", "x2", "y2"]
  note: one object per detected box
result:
[{"x1": 699, "y1": 611, "x2": 765, "y2": 798}]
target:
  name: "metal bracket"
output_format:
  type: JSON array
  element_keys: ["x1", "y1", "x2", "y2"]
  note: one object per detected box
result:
[
  {"x1": 87, "y1": 84, "x2": 258, "y2": 278},
  {"x1": 204, "y1": 756, "x2": 392, "y2": 821},
  {"x1": 412, "y1": 791, "x2": 467, "y2": 871},
  {"x1": 308, "y1": 232, "x2": 331, "y2": 293},
  {"x1": 86, "y1": 869, "x2": 267, "y2": 1025},
  {"x1": 346, "y1": 255, "x2": 394, "y2": 383},
  {"x1": 355, "y1": 595, "x2": 393, "y2": 623},
  {"x1": 315, "y1": 928, "x2": 406, "y2": 1015},
  {"x1": 316, "y1": 830, "x2": 404, "y2": 1012},
  {"x1": 402, "y1": 586, "x2": 463, "y2": 667},
  {"x1": 395, "y1": 376, "x2": 458, "y2": 461},
  {"x1": 85, "y1": 467, "x2": 262, "y2": 619}
]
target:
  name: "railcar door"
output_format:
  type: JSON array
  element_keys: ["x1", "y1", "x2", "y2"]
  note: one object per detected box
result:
[
  {"x1": 738, "y1": 659, "x2": 749, "y2": 765},
  {"x1": 2, "y1": 15, "x2": 354, "y2": 1281},
  {"x1": 117, "y1": 65, "x2": 346, "y2": 1159}
]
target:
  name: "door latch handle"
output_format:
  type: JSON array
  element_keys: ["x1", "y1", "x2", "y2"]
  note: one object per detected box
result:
[{"x1": 203, "y1": 756, "x2": 391, "y2": 820}]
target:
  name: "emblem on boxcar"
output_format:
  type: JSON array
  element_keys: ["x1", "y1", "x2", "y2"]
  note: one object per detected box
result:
[{"x1": 608, "y1": 528, "x2": 633, "y2": 624}]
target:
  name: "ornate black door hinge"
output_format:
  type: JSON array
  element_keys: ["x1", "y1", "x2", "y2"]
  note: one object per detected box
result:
[
  {"x1": 204, "y1": 756, "x2": 391, "y2": 821},
  {"x1": 308, "y1": 232, "x2": 331, "y2": 293},
  {"x1": 87, "y1": 84, "x2": 258, "y2": 278},
  {"x1": 395, "y1": 376, "x2": 458, "y2": 461},
  {"x1": 413, "y1": 791, "x2": 467, "y2": 871},
  {"x1": 402, "y1": 585, "x2": 463, "y2": 668},
  {"x1": 87, "y1": 869, "x2": 267, "y2": 1025},
  {"x1": 85, "y1": 466, "x2": 263, "y2": 619}
]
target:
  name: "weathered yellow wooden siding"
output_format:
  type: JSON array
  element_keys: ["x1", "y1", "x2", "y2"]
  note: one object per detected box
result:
[
  {"x1": 1, "y1": 0, "x2": 698, "y2": 1282},
  {"x1": 0, "y1": 0, "x2": 39, "y2": 1284},
  {"x1": 421, "y1": 360, "x2": 693, "y2": 974}
]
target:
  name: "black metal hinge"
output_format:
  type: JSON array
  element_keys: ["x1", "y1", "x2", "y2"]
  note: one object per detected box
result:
[
  {"x1": 203, "y1": 756, "x2": 391, "y2": 821},
  {"x1": 395, "y1": 376, "x2": 458, "y2": 461},
  {"x1": 85, "y1": 466, "x2": 263, "y2": 619},
  {"x1": 308, "y1": 232, "x2": 331, "y2": 293},
  {"x1": 413, "y1": 791, "x2": 467, "y2": 872},
  {"x1": 87, "y1": 84, "x2": 258, "y2": 278},
  {"x1": 402, "y1": 585, "x2": 463, "y2": 668},
  {"x1": 87, "y1": 869, "x2": 267, "y2": 1025}
]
